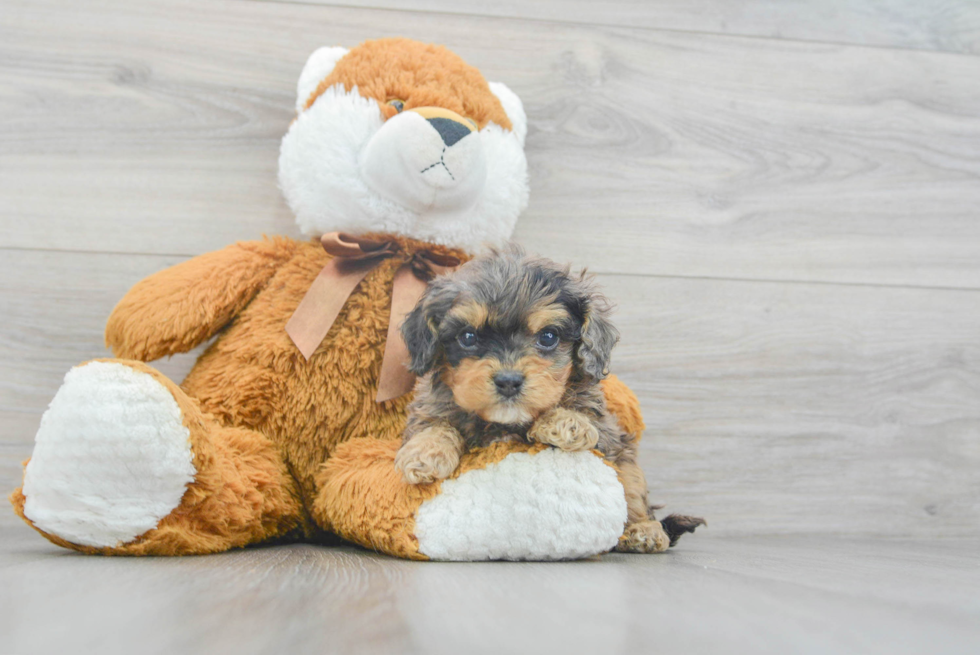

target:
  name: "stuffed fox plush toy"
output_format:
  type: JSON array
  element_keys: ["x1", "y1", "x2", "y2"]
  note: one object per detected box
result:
[{"x1": 11, "y1": 38, "x2": 677, "y2": 561}]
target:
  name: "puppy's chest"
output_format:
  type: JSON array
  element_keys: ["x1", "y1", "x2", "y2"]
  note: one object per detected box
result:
[{"x1": 458, "y1": 416, "x2": 532, "y2": 450}]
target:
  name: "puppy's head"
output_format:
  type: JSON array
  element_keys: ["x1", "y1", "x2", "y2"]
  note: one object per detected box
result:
[{"x1": 402, "y1": 246, "x2": 619, "y2": 425}]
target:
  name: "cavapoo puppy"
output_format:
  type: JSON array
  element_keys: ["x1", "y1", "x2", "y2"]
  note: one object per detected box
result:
[{"x1": 394, "y1": 246, "x2": 703, "y2": 553}]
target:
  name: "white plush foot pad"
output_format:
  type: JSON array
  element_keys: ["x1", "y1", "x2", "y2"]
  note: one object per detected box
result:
[
  {"x1": 22, "y1": 362, "x2": 196, "y2": 548},
  {"x1": 413, "y1": 448, "x2": 628, "y2": 561}
]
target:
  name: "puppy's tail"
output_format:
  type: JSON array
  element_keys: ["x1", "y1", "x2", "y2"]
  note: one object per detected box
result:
[
  {"x1": 653, "y1": 508, "x2": 706, "y2": 547},
  {"x1": 660, "y1": 514, "x2": 706, "y2": 547}
]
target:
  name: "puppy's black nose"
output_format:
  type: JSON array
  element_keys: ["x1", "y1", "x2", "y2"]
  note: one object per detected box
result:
[
  {"x1": 427, "y1": 117, "x2": 472, "y2": 147},
  {"x1": 493, "y1": 371, "x2": 525, "y2": 398}
]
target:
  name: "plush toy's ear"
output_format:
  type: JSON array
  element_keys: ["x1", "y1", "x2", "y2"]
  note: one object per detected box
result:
[
  {"x1": 401, "y1": 278, "x2": 457, "y2": 376},
  {"x1": 296, "y1": 46, "x2": 349, "y2": 112},
  {"x1": 574, "y1": 288, "x2": 620, "y2": 381},
  {"x1": 488, "y1": 81, "x2": 527, "y2": 146}
]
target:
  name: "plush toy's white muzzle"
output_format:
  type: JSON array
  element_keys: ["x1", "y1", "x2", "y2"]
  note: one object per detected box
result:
[{"x1": 360, "y1": 108, "x2": 487, "y2": 214}]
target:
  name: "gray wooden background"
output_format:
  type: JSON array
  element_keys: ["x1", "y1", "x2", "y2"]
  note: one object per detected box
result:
[{"x1": 2, "y1": 2, "x2": 980, "y2": 652}]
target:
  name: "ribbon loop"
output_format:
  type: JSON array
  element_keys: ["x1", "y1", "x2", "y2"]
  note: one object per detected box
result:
[
  {"x1": 405, "y1": 251, "x2": 460, "y2": 283},
  {"x1": 320, "y1": 232, "x2": 398, "y2": 261},
  {"x1": 286, "y1": 232, "x2": 460, "y2": 403}
]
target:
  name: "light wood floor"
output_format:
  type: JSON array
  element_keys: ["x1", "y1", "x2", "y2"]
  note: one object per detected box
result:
[{"x1": 2, "y1": 1, "x2": 979, "y2": 653}]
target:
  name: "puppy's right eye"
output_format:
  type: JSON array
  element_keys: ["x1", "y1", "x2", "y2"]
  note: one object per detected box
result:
[{"x1": 457, "y1": 329, "x2": 478, "y2": 349}]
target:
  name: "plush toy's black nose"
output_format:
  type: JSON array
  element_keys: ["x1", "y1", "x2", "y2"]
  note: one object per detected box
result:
[
  {"x1": 493, "y1": 371, "x2": 525, "y2": 398},
  {"x1": 427, "y1": 117, "x2": 472, "y2": 147}
]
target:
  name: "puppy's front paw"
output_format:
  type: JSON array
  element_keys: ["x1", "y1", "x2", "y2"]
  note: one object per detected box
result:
[
  {"x1": 527, "y1": 407, "x2": 600, "y2": 452},
  {"x1": 616, "y1": 520, "x2": 670, "y2": 554},
  {"x1": 394, "y1": 426, "x2": 462, "y2": 485}
]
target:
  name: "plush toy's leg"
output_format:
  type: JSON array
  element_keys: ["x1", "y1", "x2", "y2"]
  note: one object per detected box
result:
[
  {"x1": 313, "y1": 438, "x2": 630, "y2": 561},
  {"x1": 310, "y1": 438, "x2": 439, "y2": 560},
  {"x1": 10, "y1": 359, "x2": 309, "y2": 555}
]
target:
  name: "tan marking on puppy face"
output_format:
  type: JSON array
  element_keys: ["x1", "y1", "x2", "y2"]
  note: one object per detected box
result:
[
  {"x1": 305, "y1": 38, "x2": 512, "y2": 130},
  {"x1": 526, "y1": 304, "x2": 571, "y2": 335},
  {"x1": 442, "y1": 358, "x2": 499, "y2": 416},
  {"x1": 447, "y1": 301, "x2": 489, "y2": 330},
  {"x1": 518, "y1": 355, "x2": 571, "y2": 418},
  {"x1": 442, "y1": 352, "x2": 571, "y2": 425}
]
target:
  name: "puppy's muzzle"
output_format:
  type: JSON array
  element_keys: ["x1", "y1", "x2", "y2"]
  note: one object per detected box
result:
[{"x1": 493, "y1": 370, "x2": 525, "y2": 398}]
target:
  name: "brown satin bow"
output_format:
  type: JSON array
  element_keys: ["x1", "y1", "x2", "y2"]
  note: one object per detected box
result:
[{"x1": 285, "y1": 232, "x2": 461, "y2": 402}]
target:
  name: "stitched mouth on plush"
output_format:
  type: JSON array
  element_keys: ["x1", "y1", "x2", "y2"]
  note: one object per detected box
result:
[{"x1": 360, "y1": 108, "x2": 487, "y2": 213}]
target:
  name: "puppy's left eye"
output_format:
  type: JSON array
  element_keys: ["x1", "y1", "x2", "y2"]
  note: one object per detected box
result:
[
  {"x1": 387, "y1": 99, "x2": 405, "y2": 112},
  {"x1": 536, "y1": 329, "x2": 559, "y2": 350},
  {"x1": 457, "y1": 329, "x2": 478, "y2": 349}
]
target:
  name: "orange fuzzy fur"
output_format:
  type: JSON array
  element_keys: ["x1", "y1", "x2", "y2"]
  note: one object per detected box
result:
[
  {"x1": 601, "y1": 374, "x2": 646, "y2": 440},
  {"x1": 306, "y1": 38, "x2": 512, "y2": 130}
]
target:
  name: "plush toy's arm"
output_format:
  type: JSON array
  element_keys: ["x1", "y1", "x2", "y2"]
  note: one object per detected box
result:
[
  {"x1": 601, "y1": 374, "x2": 646, "y2": 440},
  {"x1": 106, "y1": 237, "x2": 300, "y2": 361}
]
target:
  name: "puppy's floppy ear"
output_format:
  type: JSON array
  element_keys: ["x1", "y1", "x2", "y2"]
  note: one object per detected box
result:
[
  {"x1": 401, "y1": 278, "x2": 457, "y2": 376},
  {"x1": 573, "y1": 279, "x2": 620, "y2": 380}
]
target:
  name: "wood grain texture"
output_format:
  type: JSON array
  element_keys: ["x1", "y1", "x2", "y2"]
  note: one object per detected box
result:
[
  {"x1": 312, "y1": 0, "x2": 980, "y2": 55},
  {"x1": 610, "y1": 273, "x2": 980, "y2": 538},
  {"x1": 3, "y1": 249, "x2": 978, "y2": 538},
  {"x1": 2, "y1": 0, "x2": 980, "y2": 288},
  {"x1": 2, "y1": 530, "x2": 979, "y2": 655}
]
